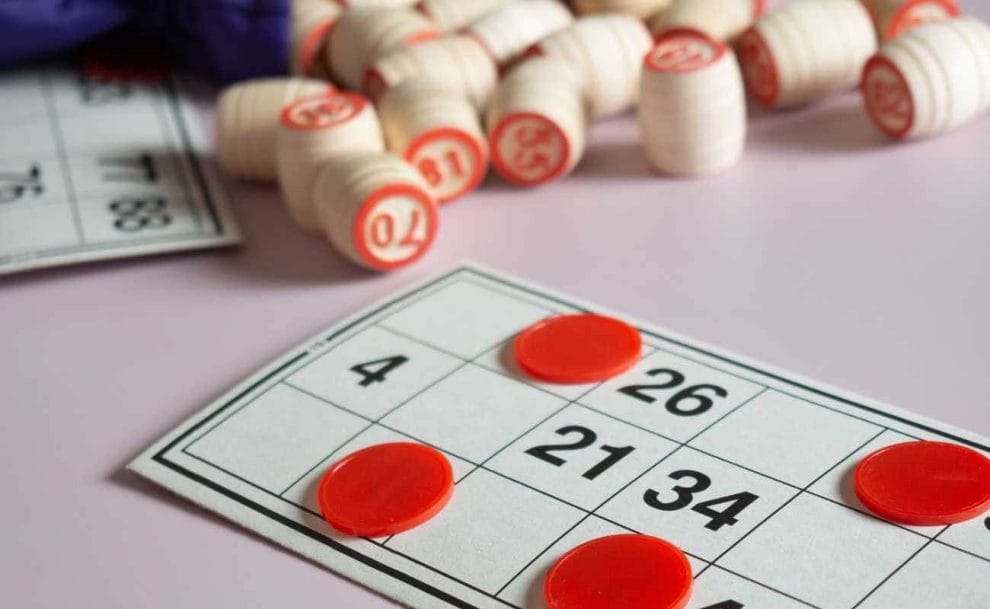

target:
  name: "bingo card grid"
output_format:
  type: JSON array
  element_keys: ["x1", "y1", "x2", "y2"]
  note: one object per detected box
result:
[
  {"x1": 0, "y1": 63, "x2": 240, "y2": 275},
  {"x1": 132, "y1": 266, "x2": 990, "y2": 609}
]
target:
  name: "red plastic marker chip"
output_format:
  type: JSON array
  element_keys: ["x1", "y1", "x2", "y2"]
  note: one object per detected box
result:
[
  {"x1": 855, "y1": 441, "x2": 990, "y2": 526},
  {"x1": 318, "y1": 442, "x2": 454, "y2": 537},
  {"x1": 545, "y1": 534, "x2": 693, "y2": 609},
  {"x1": 515, "y1": 314, "x2": 642, "y2": 384}
]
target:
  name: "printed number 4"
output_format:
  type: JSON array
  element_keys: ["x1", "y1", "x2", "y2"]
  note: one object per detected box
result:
[
  {"x1": 701, "y1": 602, "x2": 743, "y2": 609},
  {"x1": 526, "y1": 426, "x2": 635, "y2": 480},
  {"x1": 350, "y1": 356, "x2": 409, "y2": 387},
  {"x1": 644, "y1": 470, "x2": 759, "y2": 531},
  {"x1": 618, "y1": 368, "x2": 728, "y2": 416}
]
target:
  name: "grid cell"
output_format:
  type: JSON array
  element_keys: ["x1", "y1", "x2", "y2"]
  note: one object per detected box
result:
[
  {"x1": 497, "y1": 516, "x2": 636, "y2": 608},
  {"x1": 185, "y1": 383, "x2": 367, "y2": 494},
  {"x1": 288, "y1": 325, "x2": 462, "y2": 420},
  {"x1": 719, "y1": 493, "x2": 927, "y2": 609},
  {"x1": 857, "y1": 542, "x2": 990, "y2": 609},
  {"x1": 598, "y1": 447, "x2": 796, "y2": 561},
  {"x1": 474, "y1": 340, "x2": 601, "y2": 401},
  {"x1": 808, "y1": 429, "x2": 945, "y2": 536},
  {"x1": 580, "y1": 350, "x2": 764, "y2": 443},
  {"x1": 380, "y1": 281, "x2": 550, "y2": 359},
  {"x1": 938, "y1": 516, "x2": 990, "y2": 562},
  {"x1": 381, "y1": 364, "x2": 568, "y2": 463},
  {"x1": 282, "y1": 424, "x2": 474, "y2": 516},
  {"x1": 691, "y1": 390, "x2": 882, "y2": 487},
  {"x1": 689, "y1": 566, "x2": 810, "y2": 609},
  {"x1": 387, "y1": 468, "x2": 583, "y2": 594},
  {"x1": 487, "y1": 404, "x2": 678, "y2": 510}
]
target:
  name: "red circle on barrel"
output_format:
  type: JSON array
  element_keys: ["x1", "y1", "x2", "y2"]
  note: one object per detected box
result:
[{"x1": 855, "y1": 441, "x2": 990, "y2": 525}]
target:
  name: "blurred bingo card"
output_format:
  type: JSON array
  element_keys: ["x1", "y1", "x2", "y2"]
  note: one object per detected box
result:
[
  {"x1": 0, "y1": 64, "x2": 239, "y2": 276},
  {"x1": 131, "y1": 265, "x2": 990, "y2": 609}
]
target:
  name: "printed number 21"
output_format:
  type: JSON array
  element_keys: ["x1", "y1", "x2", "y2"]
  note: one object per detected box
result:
[{"x1": 526, "y1": 426, "x2": 635, "y2": 480}]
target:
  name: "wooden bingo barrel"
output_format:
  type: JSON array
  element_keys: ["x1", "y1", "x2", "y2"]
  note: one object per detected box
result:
[
  {"x1": 531, "y1": 15, "x2": 653, "y2": 119},
  {"x1": 365, "y1": 35, "x2": 497, "y2": 109},
  {"x1": 327, "y1": 7, "x2": 440, "y2": 90},
  {"x1": 863, "y1": 0, "x2": 962, "y2": 42},
  {"x1": 737, "y1": 0, "x2": 877, "y2": 108},
  {"x1": 571, "y1": 0, "x2": 673, "y2": 19},
  {"x1": 277, "y1": 92, "x2": 385, "y2": 233},
  {"x1": 465, "y1": 0, "x2": 574, "y2": 66},
  {"x1": 649, "y1": 0, "x2": 765, "y2": 42},
  {"x1": 312, "y1": 152, "x2": 439, "y2": 271},
  {"x1": 862, "y1": 17, "x2": 990, "y2": 139},
  {"x1": 290, "y1": 0, "x2": 342, "y2": 77},
  {"x1": 639, "y1": 30, "x2": 746, "y2": 176},
  {"x1": 379, "y1": 81, "x2": 489, "y2": 204},
  {"x1": 216, "y1": 77, "x2": 334, "y2": 181},
  {"x1": 415, "y1": 0, "x2": 515, "y2": 33},
  {"x1": 486, "y1": 57, "x2": 588, "y2": 187}
]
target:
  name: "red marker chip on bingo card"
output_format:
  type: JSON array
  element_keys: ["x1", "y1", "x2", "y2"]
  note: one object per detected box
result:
[
  {"x1": 545, "y1": 534, "x2": 693, "y2": 609},
  {"x1": 855, "y1": 441, "x2": 990, "y2": 526},
  {"x1": 318, "y1": 442, "x2": 454, "y2": 537},
  {"x1": 515, "y1": 314, "x2": 642, "y2": 384},
  {"x1": 648, "y1": 29, "x2": 728, "y2": 73}
]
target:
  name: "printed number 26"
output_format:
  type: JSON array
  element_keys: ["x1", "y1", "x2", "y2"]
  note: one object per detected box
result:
[{"x1": 618, "y1": 368, "x2": 727, "y2": 416}]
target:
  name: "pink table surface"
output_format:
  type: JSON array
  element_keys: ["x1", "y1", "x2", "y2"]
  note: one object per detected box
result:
[{"x1": 3, "y1": 27, "x2": 990, "y2": 609}]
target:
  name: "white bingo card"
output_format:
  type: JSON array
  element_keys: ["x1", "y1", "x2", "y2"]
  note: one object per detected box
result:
[
  {"x1": 131, "y1": 265, "x2": 990, "y2": 609},
  {"x1": 0, "y1": 64, "x2": 239, "y2": 275}
]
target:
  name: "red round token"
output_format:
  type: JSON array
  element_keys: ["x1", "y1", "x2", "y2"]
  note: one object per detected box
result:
[
  {"x1": 738, "y1": 26, "x2": 780, "y2": 108},
  {"x1": 861, "y1": 55, "x2": 915, "y2": 139},
  {"x1": 318, "y1": 442, "x2": 454, "y2": 537},
  {"x1": 515, "y1": 314, "x2": 642, "y2": 384},
  {"x1": 855, "y1": 441, "x2": 990, "y2": 526},
  {"x1": 545, "y1": 534, "x2": 693, "y2": 609}
]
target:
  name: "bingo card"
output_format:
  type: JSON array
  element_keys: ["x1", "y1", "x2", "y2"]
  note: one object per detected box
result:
[
  {"x1": 131, "y1": 265, "x2": 990, "y2": 609},
  {"x1": 0, "y1": 63, "x2": 239, "y2": 275}
]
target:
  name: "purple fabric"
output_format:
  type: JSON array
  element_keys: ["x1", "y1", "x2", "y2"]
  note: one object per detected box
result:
[{"x1": 0, "y1": 0, "x2": 290, "y2": 82}]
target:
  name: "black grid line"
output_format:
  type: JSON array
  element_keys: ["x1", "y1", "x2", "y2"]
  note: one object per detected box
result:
[
  {"x1": 39, "y1": 67, "x2": 85, "y2": 245},
  {"x1": 150, "y1": 268, "x2": 990, "y2": 609},
  {"x1": 695, "y1": 428, "x2": 888, "y2": 582}
]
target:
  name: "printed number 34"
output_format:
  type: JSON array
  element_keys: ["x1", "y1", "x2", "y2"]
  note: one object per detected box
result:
[{"x1": 645, "y1": 470, "x2": 758, "y2": 531}]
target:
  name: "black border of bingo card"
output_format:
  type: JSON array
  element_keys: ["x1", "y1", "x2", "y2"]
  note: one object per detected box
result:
[{"x1": 150, "y1": 266, "x2": 990, "y2": 609}]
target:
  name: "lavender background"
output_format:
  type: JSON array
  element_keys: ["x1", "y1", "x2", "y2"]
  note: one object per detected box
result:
[{"x1": 2, "y1": 12, "x2": 990, "y2": 606}]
